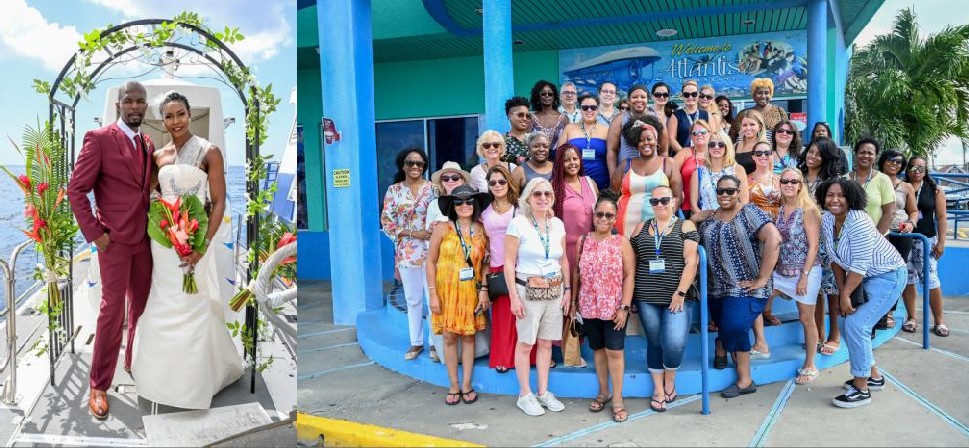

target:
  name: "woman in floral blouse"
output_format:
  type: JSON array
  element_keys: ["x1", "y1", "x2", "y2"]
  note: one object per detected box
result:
[{"x1": 381, "y1": 148, "x2": 436, "y2": 361}]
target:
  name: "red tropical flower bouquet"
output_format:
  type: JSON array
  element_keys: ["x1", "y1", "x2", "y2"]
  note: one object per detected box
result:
[{"x1": 147, "y1": 195, "x2": 209, "y2": 294}]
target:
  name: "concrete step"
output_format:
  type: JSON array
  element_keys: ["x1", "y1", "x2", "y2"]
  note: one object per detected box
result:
[
  {"x1": 143, "y1": 402, "x2": 272, "y2": 447},
  {"x1": 298, "y1": 327, "x2": 357, "y2": 354},
  {"x1": 298, "y1": 344, "x2": 370, "y2": 381}
]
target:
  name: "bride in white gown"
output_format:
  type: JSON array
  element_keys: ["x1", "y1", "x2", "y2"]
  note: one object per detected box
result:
[{"x1": 131, "y1": 92, "x2": 243, "y2": 410}]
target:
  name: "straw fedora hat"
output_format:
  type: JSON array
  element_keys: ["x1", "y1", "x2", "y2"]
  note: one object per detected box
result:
[{"x1": 431, "y1": 161, "x2": 472, "y2": 185}]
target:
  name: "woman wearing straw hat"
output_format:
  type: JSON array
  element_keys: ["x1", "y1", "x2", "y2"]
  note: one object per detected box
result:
[{"x1": 427, "y1": 184, "x2": 491, "y2": 405}]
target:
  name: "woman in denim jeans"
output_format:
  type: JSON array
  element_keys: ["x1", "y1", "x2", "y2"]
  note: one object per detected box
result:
[
  {"x1": 630, "y1": 185, "x2": 700, "y2": 412},
  {"x1": 817, "y1": 178, "x2": 907, "y2": 408},
  {"x1": 694, "y1": 175, "x2": 781, "y2": 399}
]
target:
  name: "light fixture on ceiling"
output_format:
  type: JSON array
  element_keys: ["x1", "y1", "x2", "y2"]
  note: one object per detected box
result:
[
  {"x1": 656, "y1": 28, "x2": 677, "y2": 37},
  {"x1": 513, "y1": 39, "x2": 526, "y2": 45},
  {"x1": 742, "y1": 19, "x2": 756, "y2": 26},
  {"x1": 474, "y1": 8, "x2": 483, "y2": 15}
]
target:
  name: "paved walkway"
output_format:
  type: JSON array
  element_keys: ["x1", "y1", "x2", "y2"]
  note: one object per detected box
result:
[{"x1": 297, "y1": 281, "x2": 969, "y2": 446}]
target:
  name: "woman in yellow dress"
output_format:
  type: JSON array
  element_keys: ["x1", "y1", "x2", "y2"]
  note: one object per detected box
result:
[{"x1": 427, "y1": 184, "x2": 491, "y2": 405}]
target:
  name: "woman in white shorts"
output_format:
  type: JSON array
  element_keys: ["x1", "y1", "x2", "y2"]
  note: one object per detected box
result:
[
  {"x1": 772, "y1": 168, "x2": 822, "y2": 384},
  {"x1": 504, "y1": 178, "x2": 570, "y2": 416}
]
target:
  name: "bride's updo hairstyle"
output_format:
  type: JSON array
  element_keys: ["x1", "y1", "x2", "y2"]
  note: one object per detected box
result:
[{"x1": 159, "y1": 91, "x2": 191, "y2": 116}]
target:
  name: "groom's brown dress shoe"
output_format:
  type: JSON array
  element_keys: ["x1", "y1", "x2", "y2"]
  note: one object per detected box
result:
[{"x1": 90, "y1": 389, "x2": 109, "y2": 420}]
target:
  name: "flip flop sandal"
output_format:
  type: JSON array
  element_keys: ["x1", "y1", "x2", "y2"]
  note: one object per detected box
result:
[
  {"x1": 445, "y1": 391, "x2": 461, "y2": 405},
  {"x1": 589, "y1": 394, "x2": 611, "y2": 412},
  {"x1": 902, "y1": 319, "x2": 918, "y2": 333},
  {"x1": 818, "y1": 341, "x2": 839, "y2": 355},
  {"x1": 461, "y1": 389, "x2": 478, "y2": 404},
  {"x1": 795, "y1": 367, "x2": 819, "y2": 385},
  {"x1": 612, "y1": 406, "x2": 628, "y2": 422},
  {"x1": 496, "y1": 366, "x2": 509, "y2": 373},
  {"x1": 649, "y1": 398, "x2": 666, "y2": 413},
  {"x1": 664, "y1": 386, "x2": 677, "y2": 403},
  {"x1": 933, "y1": 324, "x2": 950, "y2": 337}
]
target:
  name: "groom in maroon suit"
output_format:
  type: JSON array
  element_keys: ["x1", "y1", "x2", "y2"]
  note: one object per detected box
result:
[{"x1": 68, "y1": 81, "x2": 155, "y2": 419}]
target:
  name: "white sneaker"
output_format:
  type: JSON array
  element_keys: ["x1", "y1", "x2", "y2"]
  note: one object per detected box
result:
[
  {"x1": 536, "y1": 391, "x2": 565, "y2": 412},
  {"x1": 517, "y1": 393, "x2": 545, "y2": 416}
]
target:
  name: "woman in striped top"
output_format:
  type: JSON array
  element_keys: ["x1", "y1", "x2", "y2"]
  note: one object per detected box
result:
[
  {"x1": 817, "y1": 178, "x2": 907, "y2": 409},
  {"x1": 630, "y1": 186, "x2": 700, "y2": 412}
]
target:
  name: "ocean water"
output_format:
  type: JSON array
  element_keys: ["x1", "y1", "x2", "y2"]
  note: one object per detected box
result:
[{"x1": 0, "y1": 165, "x2": 247, "y2": 309}]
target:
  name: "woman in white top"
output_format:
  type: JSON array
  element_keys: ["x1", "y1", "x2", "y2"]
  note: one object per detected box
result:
[
  {"x1": 504, "y1": 178, "x2": 569, "y2": 417},
  {"x1": 470, "y1": 131, "x2": 517, "y2": 192}
]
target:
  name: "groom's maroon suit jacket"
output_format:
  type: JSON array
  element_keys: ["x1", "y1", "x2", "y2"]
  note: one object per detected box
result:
[
  {"x1": 69, "y1": 122, "x2": 154, "y2": 244},
  {"x1": 68, "y1": 122, "x2": 155, "y2": 391}
]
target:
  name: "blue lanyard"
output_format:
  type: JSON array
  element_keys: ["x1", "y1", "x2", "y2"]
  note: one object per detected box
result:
[
  {"x1": 581, "y1": 121, "x2": 596, "y2": 149},
  {"x1": 652, "y1": 218, "x2": 676, "y2": 259},
  {"x1": 454, "y1": 221, "x2": 474, "y2": 267},
  {"x1": 531, "y1": 214, "x2": 550, "y2": 260}
]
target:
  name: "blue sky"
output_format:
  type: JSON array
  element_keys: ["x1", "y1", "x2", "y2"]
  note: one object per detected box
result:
[{"x1": 0, "y1": 0, "x2": 295, "y2": 166}]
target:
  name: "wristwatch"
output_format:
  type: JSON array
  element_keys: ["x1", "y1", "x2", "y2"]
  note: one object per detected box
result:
[
  {"x1": 675, "y1": 290, "x2": 686, "y2": 297},
  {"x1": 619, "y1": 304, "x2": 631, "y2": 311}
]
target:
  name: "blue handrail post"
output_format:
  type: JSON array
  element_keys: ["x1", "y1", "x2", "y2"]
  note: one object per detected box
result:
[{"x1": 698, "y1": 246, "x2": 710, "y2": 415}]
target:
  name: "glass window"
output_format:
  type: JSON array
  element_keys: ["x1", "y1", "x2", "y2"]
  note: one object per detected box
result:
[
  {"x1": 296, "y1": 125, "x2": 309, "y2": 229},
  {"x1": 426, "y1": 117, "x2": 479, "y2": 173},
  {"x1": 375, "y1": 120, "x2": 425, "y2": 211}
]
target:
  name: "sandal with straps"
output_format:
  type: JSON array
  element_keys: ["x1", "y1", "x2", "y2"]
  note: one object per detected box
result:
[
  {"x1": 933, "y1": 324, "x2": 950, "y2": 337},
  {"x1": 588, "y1": 394, "x2": 611, "y2": 412},
  {"x1": 902, "y1": 318, "x2": 918, "y2": 333},
  {"x1": 612, "y1": 405, "x2": 628, "y2": 422}
]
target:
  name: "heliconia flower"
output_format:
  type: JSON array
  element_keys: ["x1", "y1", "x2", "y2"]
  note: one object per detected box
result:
[
  {"x1": 18, "y1": 175, "x2": 30, "y2": 190},
  {"x1": 37, "y1": 182, "x2": 49, "y2": 196},
  {"x1": 160, "y1": 219, "x2": 169, "y2": 229},
  {"x1": 174, "y1": 229, "x2": 188, "y2": 245},
  {"x1": 24, "y1": 204, "x2": 36, "y2": 219},
  {"x1": 188, "y1": 219, "x2": 199, "y2": 232},
  {"x1": 277, "y1": 232, "x2": 296, "y2": 248}
]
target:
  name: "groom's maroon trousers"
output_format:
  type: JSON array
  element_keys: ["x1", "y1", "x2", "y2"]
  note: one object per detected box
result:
[{"x1": 68, "y1": 122, "x2": 154, "y2": 391}]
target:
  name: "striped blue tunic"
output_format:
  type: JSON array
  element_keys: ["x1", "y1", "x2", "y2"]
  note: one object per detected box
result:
[{"x1": 821, "y1": 209, "x2": 906, "y2": 278}]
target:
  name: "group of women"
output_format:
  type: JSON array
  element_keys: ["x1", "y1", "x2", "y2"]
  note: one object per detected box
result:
[{"x1": 380, "y1": 76, "x2": 950, "y2": 417}]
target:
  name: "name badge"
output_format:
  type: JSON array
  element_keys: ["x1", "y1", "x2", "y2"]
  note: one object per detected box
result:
[
  {"x1": 459, "y1": 267, "x2": 474, "y2": 281},
  {"x1": 541, "y1": 262, "x2": 559, "y2": 278},
  {"x1": 649, "y1": 259, "x2": 666, "y2": 274},
  {"x1": 582, "y1": 148, "x2": 596, "y2": 160}
]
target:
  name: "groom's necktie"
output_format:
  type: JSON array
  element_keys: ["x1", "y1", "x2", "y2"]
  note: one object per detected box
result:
[{"x1": 133, "y1": 134, "x2": 145, "y2": 186}]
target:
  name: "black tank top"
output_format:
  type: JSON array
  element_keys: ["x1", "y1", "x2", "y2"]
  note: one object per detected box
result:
[{"x1": 913, "y1": 181, "x2": 937, "y2": 237}]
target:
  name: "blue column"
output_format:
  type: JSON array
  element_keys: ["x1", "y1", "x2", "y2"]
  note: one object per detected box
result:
[
  {"x1": 807, "y1": 0, "x2": 828, "y2": 133},
  {"x1": 483, "y1": 0, "x2": 514, "y2": 132},
  {"x1": 318, "y1": 0, "x2": 383, "y2": 325}
]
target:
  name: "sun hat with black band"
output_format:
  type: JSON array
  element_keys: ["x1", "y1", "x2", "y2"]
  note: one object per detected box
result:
[
  {"x1": 430, "y1": 161, "x2": 472, "y2": 185},
  {"x1": 438, "y1": 184, "x2": 492, "y2": 214}
]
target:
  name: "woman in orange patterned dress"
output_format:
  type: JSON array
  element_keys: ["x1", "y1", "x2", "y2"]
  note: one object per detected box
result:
[{"x1": 427, "y1": 184, "x2": 491, "y2": 405}]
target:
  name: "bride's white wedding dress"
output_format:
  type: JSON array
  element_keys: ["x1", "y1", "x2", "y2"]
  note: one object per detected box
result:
[{"x1": 131, "y1": 135, "x2": 244, "y2": 410}]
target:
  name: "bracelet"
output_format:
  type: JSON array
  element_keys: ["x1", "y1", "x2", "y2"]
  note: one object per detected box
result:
[
  {"x1": 428, "y1": 286, "x2": 436, "y2": 290},
  {"x1": 563, "y1": 286, "x2": 572, "y2": 291}
]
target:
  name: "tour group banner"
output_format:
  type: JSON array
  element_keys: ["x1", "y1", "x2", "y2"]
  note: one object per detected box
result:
[{"x1": 558, "y1": 30, "x2": 808, "y2": 100}]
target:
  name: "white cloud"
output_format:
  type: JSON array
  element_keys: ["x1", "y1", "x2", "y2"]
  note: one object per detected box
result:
[{"x1": 0, "y1": 0, "x2": 82, "y2": 72}]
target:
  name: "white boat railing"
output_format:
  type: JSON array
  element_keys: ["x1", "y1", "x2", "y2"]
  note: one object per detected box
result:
[
  {"x1": 0, "y1": 240, "x2": 34, "y2": 405},
  {"x1": 254, "y1": 243, "x2": 296, "y2": 356}
]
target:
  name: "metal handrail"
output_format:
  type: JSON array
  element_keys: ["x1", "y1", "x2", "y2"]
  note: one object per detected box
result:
[
  {"x1": 887, "y1": 232, "x2": 932, "y2": 350},
  {"x1": 1, "y1": 240, "x2": 34, "y2": 405},
  {"x1": 697, "y1": 246, "x2": 710, "y2": 415}
]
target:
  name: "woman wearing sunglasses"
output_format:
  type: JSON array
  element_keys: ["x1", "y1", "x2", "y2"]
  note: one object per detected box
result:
[
  {"x1": 771, "y1": 120, "x2": 801, "y2": 174},
  {"x1": 772, "y1": 168, "x2": 822, "y2": 384},
  {"x1": 747, "y1": 141, "x2": 783, "y2": 357},
  {"x1": 649, "y1": 82, "x2": 672, "y2": 119},
  {"x1": 505, "y1": 178, "x2": 569, "y2": 416},
  {"x1": 483, "y1": 165, "x2": 535, "y2": 373},
  {"x1": 613, "y1": 116, "x2": 683, "y2": 236},
  {"x1": 381, "y1": 148, "x2": 436, "y2": 361},
  {"x1": 901, "y1": 156, "x2": 949, "y2": 337},
  {"x1": 672, "y1": 119, "x2": 713, "y2": 219},
  {"x1": 529, "y1": 80, "x2": 568, "y2": 154},
  {"x1": 572, "y1": 195, "x2": 635, "y2": 421},
  {"x1": 427, "y1": 184, "x2": 491, "y2": 405},
  {"x1": 690, "y1": 131, "x2": 750, "y2": 218},
  {"x1": 470, "y1": 131, "x2": 517, "y2": 193},
  {"x1": 558, "y1": 94, "x2": 610, "y2": 191},
  {"x1": 667, "y1": 80, "x2": 710, "y2": 157},
  {"x1": 695, "y1": 175, "x2": 781, "y2": 398},
  {"x1": 630, "y1": 186, "x2": 699, "y2": 412},
  {"x1": 606, "y1": 84, "x2": 670, "y2": 182},
  {"x1": 874, "y1": 149, "x2": 919, "y2": 330},
  {"x1": 698, "y1": 84, "x2": 723, "y2": 132}
]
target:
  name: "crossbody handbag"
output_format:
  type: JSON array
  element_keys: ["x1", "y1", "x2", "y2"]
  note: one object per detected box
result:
[{"x1": 486, "y1": 207, "x2": 516, "y2": 301}]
